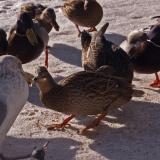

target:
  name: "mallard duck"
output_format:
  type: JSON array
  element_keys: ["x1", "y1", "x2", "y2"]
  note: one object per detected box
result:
[
  {"x1": 0, "y1": 29, "x2": 8, "y2": 56},
  {"x1": 81, "y1": 22, "x2": 133, "y2": 83},
  {"x1": 7, "y1": 12, "x2": 49, "y2": 66},
  {"x1": 19, "y1": 3, "x2": 60, "y2": 68},
  {"x1": 61, "y1": 0, "x2": 103, "y2": 37},
  {"x1": 120, "y1": 24, "x2": 160, "y2": 88},
  {"x1": 0, "y1": 55, "x2": 32, "y2": 159},
  {"x1": 32, "y1": 66, "x2": 133, "y2": 133}
]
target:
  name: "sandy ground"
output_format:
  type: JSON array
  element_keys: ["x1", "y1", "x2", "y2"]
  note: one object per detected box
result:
[{"x1": 1, "y1": 0, "x2": 160, "y2": 159}]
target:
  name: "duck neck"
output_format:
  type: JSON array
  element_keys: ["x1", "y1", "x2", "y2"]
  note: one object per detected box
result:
[
  {"x1": 16, "y1": 28, "x2": 26, "y2": 36},
  {"x1": 40, "y1": 14, "x2": 48, "y2": 22},
  {"x1": 36, "y1": 75, "x2": 57, "y2": 94}
]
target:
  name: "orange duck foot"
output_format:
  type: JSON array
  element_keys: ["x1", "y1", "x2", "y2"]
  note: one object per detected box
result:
[
  {"x1": 46, "y1": 123, "x2": 71, "y2": 130},
  {"x1": 46, "y1": 114, "x2": 75, "y2": 130},
  {"x1": 150, "y1": 80, "x2": 160, "y2": 88},
  {"x1": 45, "y1": 46, "x2": 50, "y2": 68},
  {"x1": 87, "y1": 27, "x2": 97, "y2": 32},
  {"x1": 150, "y1": 73, "x2": 160, "y2": 88},
  {"x1": 77, "y1": 110, "x2": 107, "y2": 134}
]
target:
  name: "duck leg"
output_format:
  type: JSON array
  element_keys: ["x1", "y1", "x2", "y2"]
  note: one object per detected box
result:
[
  {"x1": 75, "y1": 24, "x2": 81, "y2": 37},
  {"x1": 46, "y1": 114, "x2": 76, "y2": 130},
  {"x1": 45, "y1": 46, "x2": 50, "y2": 68},
  {"x1": 150, "y1": 72, "x2": 160, "y2": 88},
  {"x1": 78, "y1": 110, "x2": 107, "y2": 134},
  {"x1": 87, "y1": 27, "x2": 97, "y2": 32}
]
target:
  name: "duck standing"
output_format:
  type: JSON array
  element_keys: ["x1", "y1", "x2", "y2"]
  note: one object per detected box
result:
[
  {"x1": 120, "y1": 24, "x2": 160, "y2": 87},
  {"x1": 0, "y1": 55, "x2": 32, "y2": 159},
  {"x1": 33, "y1": 66, "x2": 133, "y2": 133},
  {"x1": 7, "y1": 12, "x2": 49, "y2": 67},
  {"x1": 81, "y1": 22, "x2": 133, "y2": 83},
  {"x1": 61, "y1": 0, "x2": 103, "y2": 37},
  {"x1": 20, "y1": 3, "x2": 60, "y2": 67}
]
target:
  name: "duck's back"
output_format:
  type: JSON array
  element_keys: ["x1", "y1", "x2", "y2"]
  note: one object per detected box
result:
[
  {"x1": 20, "y1": 3, "x2": 46, "y2": 19},
  {"x1": 86, "y1": 39, "x2": 133, "y2": 83},
  {"x1": 120, "y1": 29, "x2": 148, "y2": 53},
  {"x1": 62, "y1": 0, "x2": 103, "y2": 27},
  {"x1": 105, "y1": 41, "x2": 133, "y2": 82}
]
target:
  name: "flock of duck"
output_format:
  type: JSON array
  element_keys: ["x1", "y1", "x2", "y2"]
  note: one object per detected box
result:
[{"x1": 0, "y1": 0, "x2": 160, "y2": 159}]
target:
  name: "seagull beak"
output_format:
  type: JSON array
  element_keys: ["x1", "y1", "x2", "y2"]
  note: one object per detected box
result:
[
  {"x1": 43, "y1": 141, "x2": 50, "y2": 151},
  {"x1": 26, "y1": 28, "x2": 38, "y2": 46},
  {"x1": 21, "y1": 69, "x2": 34, "y2": 86}
]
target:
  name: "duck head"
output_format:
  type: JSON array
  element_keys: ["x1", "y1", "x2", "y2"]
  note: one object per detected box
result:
[
  {"x1": 33, "y1": 66, "x2": 55, "y2": 93},
  {"x1": 17, "y1": 12, "x2": 38, "y2": 46},
  {"x1": 41, "y1": 8, "x2": 60, "y2": 31},
  {"x1": 148, "y1": 24, "x2": 160, "y2": 46}
]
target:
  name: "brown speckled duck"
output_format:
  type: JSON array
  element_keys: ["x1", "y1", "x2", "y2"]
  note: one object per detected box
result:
[
  {"x1": 0, "y1": 29, "x2": 8, "y2": 56},
  {"x1": 7, "y1": 12, "x2": 49, "y2": 66},
  {"x1": 120, "y1": 24, "x2": 160, "y2": 88},
  {"x1": 61, "y1": 0, "x2": 103, "y2": 37},
  {"x1": 20, "y1": 3, "x2": 60, "y2": 33},
  {"x1": 33, "y1": 66, "x2": 133, "y2": 133},
  {"x1": 81, "y1": 22, "x2": 133, "y2": 83}
]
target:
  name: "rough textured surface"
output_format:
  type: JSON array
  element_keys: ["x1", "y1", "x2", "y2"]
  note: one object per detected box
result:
[{"x1": 0, "y1": 0, "x2": 160, "y2": 160}]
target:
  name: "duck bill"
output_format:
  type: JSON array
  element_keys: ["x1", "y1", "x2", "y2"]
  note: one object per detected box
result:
[{"x1": 26, "y1": 28, "x2": 38, "y2": 46}]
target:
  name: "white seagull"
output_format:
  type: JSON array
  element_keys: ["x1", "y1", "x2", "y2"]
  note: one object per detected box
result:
[{"x1": 0, "y1": 55, "x2": 31, "y2": 160}]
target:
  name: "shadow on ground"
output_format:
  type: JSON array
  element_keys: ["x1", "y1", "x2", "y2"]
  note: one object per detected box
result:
[
  {"x1": 80, "y1": 99, "x2": 160, "y2": 160},
  {"x1": 105, "y1": 33, "x2": 126, "y2": 45},
  {"x1": 2, "y1": 137, "x2": 81, "y2": 160},
  {"x1": 49, "y1": 43, "x2": 82, "y2": 67}
]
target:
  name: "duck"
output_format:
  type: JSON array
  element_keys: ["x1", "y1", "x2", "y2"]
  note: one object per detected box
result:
[
  {"x1": 120, "y1": 24, "x2": 160, "y2": 88},
  {"x1": 20, "y1": 3, "x2": 60, "y2": 32},
  {"x1": 0, "y1": 55, "x2": 33, "y2": 159},
  {"x1": 61, "y1": 0, "x2": 103, "y2": 37},
  {"x1": 19, "y1": 3, "x2": 60, "y2": 68},
  {"x1": 32, "y1": 66, "x2": 133, "y2": 133},
  {"x1": 81, "y1": 22, "x2": 133, "y2": 83},
  {"x1": 0, "y1": 29, "x2": 8, "y2": 56},
  {"x1": 7, "y1": 12, "x2": 49, "y2": 67}
]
